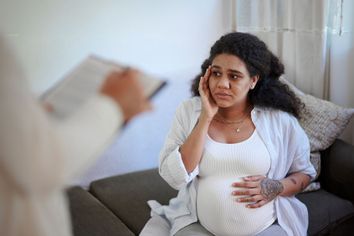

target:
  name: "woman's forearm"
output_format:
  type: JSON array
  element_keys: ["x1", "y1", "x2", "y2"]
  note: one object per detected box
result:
[
  {"x1": 279, "y1": 172, "x2": 311, "y2": 197},
  {"x1": 180, "y1": 116, "x2": 211, "y2": 173}
]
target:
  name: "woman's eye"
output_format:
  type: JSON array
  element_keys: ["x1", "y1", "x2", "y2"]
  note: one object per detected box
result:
[
  {"x1": 212, "y1": 71, "x2": 221, "y2": 77},
  {"x1": 230, "y1": 74, "x2": 238, "y2": 80}
]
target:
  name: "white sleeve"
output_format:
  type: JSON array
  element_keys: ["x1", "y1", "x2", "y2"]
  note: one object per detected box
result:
[
  {"x1": 287, "y1": 116, "x2": 317, "y2": 181},
  {"x1": 53, "y1": 95, "x2": 123, "y2": 184},
  {"x1": 159, "y1": 101, "x2": 199, "y2": 190},
  {"x1": 0, "y1": 35, "x2": 123, "y2": 192}
]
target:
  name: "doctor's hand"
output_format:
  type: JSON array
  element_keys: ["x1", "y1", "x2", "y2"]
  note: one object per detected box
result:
[
  {"x1": 231, "y1": 175, "x2": 284, "y2": 208},
  {"x1": 100, "y1": 69, "x2": 152, "y2": 122}
]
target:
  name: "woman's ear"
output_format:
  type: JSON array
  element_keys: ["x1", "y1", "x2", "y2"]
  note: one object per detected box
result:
[{"x1": 250, "y1": 75, "x2": 259, "y2": 89}]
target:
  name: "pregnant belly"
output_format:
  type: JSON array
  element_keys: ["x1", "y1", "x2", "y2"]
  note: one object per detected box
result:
[{"x1": 197, "y1": 176, "x2": 275, "y2": 236}]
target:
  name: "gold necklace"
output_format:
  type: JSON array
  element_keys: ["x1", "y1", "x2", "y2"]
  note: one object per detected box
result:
[{"x1": 213, "y1": 108, "x2": 251, "y2": 133}]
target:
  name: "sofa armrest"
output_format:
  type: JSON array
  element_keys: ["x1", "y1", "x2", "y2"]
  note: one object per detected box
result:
[
  {"x1": 320, "y1": 139, "x2": 354, "y2": 203},
  {"x1": 67, "y1": 186, "x2": 134, "y2": 236},
  {"x1": 89, "y1": 168, "x2": 178, "y2": 235}
]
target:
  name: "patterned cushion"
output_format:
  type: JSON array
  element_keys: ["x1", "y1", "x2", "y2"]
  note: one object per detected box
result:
[{"x1": 280, "y1": 77, "x2": 354, "y2": 191}]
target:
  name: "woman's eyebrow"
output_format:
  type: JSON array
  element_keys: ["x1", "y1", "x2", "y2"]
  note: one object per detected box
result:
[
  {"x1": 229, "y1": 69, "x2": 244, "y2": 75},
  {"x1": 211, "y1": 65, "x2": 244, "y2": 76}
]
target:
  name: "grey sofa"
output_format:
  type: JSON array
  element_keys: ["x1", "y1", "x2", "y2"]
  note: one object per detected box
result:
[{"x1": 67, "y1": 139, "x2": 354, "y2": 236}]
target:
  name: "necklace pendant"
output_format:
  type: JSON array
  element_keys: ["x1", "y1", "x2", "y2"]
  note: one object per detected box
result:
[{"x1": 236, "y1": 128, "x2": 240, "y2": 133}]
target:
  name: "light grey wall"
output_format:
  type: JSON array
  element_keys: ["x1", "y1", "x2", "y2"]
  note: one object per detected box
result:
[
  {"x1": 0, "y1": 0, "x2": 233, "y2": 187},
  {"x1": 1, "y1": 0, "x2": 232, "y2": 93}
]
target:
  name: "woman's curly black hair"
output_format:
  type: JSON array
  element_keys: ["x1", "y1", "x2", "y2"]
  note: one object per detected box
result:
[{"x1": 191, "y1": 32, "x2": 303, "y2": 118}]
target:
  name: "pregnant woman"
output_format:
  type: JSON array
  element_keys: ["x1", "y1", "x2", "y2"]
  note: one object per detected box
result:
[{"x1": 140, "y1": 32, "x2": 316, "y2": 236}]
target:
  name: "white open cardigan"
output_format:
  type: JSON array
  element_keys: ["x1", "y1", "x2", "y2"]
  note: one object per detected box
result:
[{"x1": 148, "y1": 97, "x2": 316, "y2": 236}]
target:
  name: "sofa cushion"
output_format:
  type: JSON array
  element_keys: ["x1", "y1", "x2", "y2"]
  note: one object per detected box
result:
[
  {"x1": 67, "y1": 186, "x2": 134, "y2": 236},
  {"x1": 90, "y1": 168, "x2": 178, "y2": 235},
  {"x1": 297, "y1": 189, "x2": 354, "y2": 235},
  {"x1": 328, "y1": 216, "x2": 354, "y2": 236},
  {"x1": 320, "y1": 139, "x2": 354, "y2": 203},
  {"x1": 280, "y1": 77, "x2": 354, "y2": 153}
]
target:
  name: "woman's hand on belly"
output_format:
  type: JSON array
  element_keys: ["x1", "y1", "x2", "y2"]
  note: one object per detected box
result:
[{"x1": 232, "y1": 175, "x2": 284, "y2": 208}]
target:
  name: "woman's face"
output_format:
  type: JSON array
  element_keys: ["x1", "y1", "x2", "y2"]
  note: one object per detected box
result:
[{"x1": 208, "y1": 53, "x2": 259, "y2": 108}]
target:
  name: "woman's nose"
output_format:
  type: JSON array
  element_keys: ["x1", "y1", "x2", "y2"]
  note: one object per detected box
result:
[{"x1": 217, "y1": 76, "x2": 230, "y2": 89}]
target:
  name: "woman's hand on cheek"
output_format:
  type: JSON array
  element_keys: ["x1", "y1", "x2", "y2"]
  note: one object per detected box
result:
[
  {"x1": 232, "y1": 175, "x2": 284, "y2": 208},
  {"x1": 199, "y1": 65, "x2": 218, "y2": 121}
]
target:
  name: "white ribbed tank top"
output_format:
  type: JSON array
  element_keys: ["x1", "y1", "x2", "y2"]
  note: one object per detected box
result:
[{"x1": 197, "y1": 130, "x2": 276, "y2": 236}]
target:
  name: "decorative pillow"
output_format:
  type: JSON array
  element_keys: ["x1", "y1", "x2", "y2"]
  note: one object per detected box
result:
[{"x1": 280, "y1": 77, "x2": 354, "y2": 192}]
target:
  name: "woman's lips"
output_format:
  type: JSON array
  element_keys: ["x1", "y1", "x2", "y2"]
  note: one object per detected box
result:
[{"x1": 215, "y1": 93, "x2": 231, "y2": 100}]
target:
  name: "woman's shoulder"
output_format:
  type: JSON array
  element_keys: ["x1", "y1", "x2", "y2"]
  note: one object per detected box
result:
[
  {"x1": 176, "y1": 96, "x2": 201, "y2": 114},
  {"x1": 256, "y1": 106, "x2": 299, "y2": 126},
  {"x1": 172, "y1": 97, "x2": 201, "y2": 132},
  {"x1": 256, "y1": 107, "x2": 307, "y2": 142}
]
